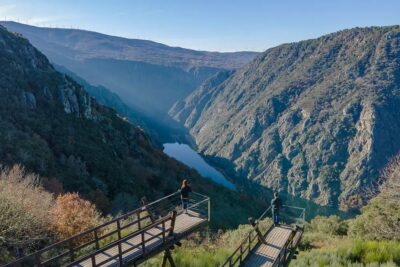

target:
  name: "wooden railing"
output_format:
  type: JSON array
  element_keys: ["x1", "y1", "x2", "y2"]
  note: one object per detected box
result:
[
  {"x1": 6, "y1": 206, "x2": 154, "y2": 266},
  {"x1": 221, "y1": 205, "x2": 306, "y2": 267},
  {"x1": 66, "y1": 211, "x2": 177, "y2": 267},
  {"x1": 5, "y1": 191, "x2": 210, "y2": 267},
  {"x1": 221, "y1": 207, "x2": 273, "y2": 267}
]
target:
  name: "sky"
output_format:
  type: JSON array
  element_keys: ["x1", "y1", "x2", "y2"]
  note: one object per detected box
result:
[{"x1": 1, "y1": 0, "x2": 400, "y2": 52}]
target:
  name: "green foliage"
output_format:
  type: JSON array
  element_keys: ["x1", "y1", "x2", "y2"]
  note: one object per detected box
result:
[
  {"x1": 308, "y1": 215, "x2": 348, "y2": 236},
  {"x1": 291, "y1": 240, "x2": 400, "y2": 267},
  {"x1": 349, "y1": 155, "x2": 400, "y2": 241},
  {"x1": 349, "y1": 196, "x2": 400, "y2": 241}
]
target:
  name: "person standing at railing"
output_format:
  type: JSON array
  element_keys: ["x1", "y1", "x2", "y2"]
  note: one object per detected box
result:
[
  {"x1": 271, "y1": 192, "x2": 282, "y2": 226},
  {"x1": 180, "y1": 179, "x2": 192, "y2": 214}
]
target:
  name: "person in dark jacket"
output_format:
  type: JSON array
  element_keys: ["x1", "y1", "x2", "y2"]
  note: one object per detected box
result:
[
  {"x1": 271, "y1": 192, "x2": 282, "y2": 226},
  {"x1": 180, "y1": 179, "x2": 192, "y2": 214}
]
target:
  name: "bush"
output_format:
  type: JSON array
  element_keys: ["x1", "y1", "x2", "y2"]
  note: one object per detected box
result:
[
  {"x1": 308, "y1": 215, "x2": 348, "y2": 236},
  {"x1": 49, "y1": 193, "x2": 103, "y2": 244},
  {"x1": 0, "y1": 165, "x2": 54, "y2": 249},
  {"x1": 290, "y1": 240, "x2": 400, "y2": 267}
]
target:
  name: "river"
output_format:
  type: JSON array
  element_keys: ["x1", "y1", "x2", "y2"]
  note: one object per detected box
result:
[{"x1": 163, "y1": 143, "x2": 236, "y2": 190}]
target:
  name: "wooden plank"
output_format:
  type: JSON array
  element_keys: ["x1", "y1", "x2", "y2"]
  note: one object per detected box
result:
[
  {"x1": 73, "y1": 211, "x2": 206, "y2": 267},
  {"x1": 242, "y1": 225, "x2": 294, "y2": 267}
]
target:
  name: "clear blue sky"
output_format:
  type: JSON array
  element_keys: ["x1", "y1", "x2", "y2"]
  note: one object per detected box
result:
[{"x1": 1, "y1": 0, "x2": 399, "y2": 52}]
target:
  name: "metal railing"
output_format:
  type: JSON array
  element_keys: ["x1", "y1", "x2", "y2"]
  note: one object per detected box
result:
[
  {"x1": 5, "y1": 191, "x2": 210, "y2": 267},
  {"x1": 221, "y1": 204, "x2": 305, "y2": 267}
]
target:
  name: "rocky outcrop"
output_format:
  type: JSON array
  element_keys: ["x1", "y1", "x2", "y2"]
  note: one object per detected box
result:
[
  {"x1": 171, "y1": 26, "x2": 400, "y2": 209},
  {"x1": 58, "y1": 76, "x2": 92, "y2": 118}
]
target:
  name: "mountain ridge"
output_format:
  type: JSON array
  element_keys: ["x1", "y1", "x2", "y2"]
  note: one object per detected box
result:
[
  {"x1": 170, "y1": 25, "x2": 400, "y2": 210},
  {"x1": 0, "y1": 21, "x2": 257, "y2": 69},
  {"x1": 0, "y1": 21, "x2": 258, "y2": 120}
]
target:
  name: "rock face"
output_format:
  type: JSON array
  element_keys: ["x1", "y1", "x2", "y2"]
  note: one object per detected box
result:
[{"x1": 171, "y1": 26, "x2": 400, "y2": 209}]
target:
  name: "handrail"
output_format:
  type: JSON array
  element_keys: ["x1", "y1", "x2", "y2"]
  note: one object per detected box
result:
[
  {"x1": 66, "y1": 212, "x2": 176, "y2": 267},
  {"x1": 5, "y1": 207, "x2": 153, "y2": 266},
  {"x1": 257, "y1": 206, "x2": 272, "y2": 221},
  {"x1": 221, "y1": 204, "x2": 306, "y2": 267},
  {"x1": 5, "y1": 191, "x2": 209, "y2": 267},
  {"x1": 221, "y1": 206, "x2": 273, "y2": 267}
]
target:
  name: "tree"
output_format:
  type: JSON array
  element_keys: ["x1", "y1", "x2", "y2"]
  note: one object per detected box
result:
[
  {"x1": 349, "y1": 154, "x2": 400, "y2": 240},
  {"x1": 0, "y1": 165, "x2": 54, "y2": 249},
  {"x1": 49, "y1": 193, "x2": 103, "y2": 244}
]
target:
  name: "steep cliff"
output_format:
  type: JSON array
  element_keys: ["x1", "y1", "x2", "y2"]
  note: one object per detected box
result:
[{"x1": 171, "y1": 26, "x2": 400, "y2": 209}]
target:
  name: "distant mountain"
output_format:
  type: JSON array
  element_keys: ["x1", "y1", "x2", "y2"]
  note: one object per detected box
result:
[
  {"x1": 0, "y1": 21, "x2": 258, "y2": 120},
  {"x1": 0, "y1": 25, "x2": 263, "y2": 228},
  {"x1": 171, "y1": 26, "x2": 400, "y2": 210}
]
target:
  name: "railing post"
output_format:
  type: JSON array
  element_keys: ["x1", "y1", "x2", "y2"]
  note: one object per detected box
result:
[
  {"x1": 239, "y1": 245, "x2": 243, "y2": 263},
  {"x1": 141, "y1": 196, "x2": 156, "y2": 223},
  {"x1": 116, "y1": 219, "x2": 124, "y2": 265},
  {"x1": 162, "y1": 221, "x2": 166, "y2": 243},
  {"x1": 35, "y1": 254, "x2": 41, "y2": 266},
  {"x1": 68, "y1": 240, "x2": 75, "y2": 262},
  {"x1": 137, "y1": 210, "x2": 141, "y2": 230},
  {"x1": 169, "y1": 210, "x2": 177, "y2": 237},
  {"x1": 208, "y1": 198, "x2": 211, "y2": 222},
  {"x1": 94, "y1": 228, "x2": 99, "y2": 249},
  {"x1": 91, "y1": 255, "x2": 96, "y2": 266},
  {"x1": 141, "y1": 232, "x2": 146, "y2": 253},
  {"x1": 118, "y1": 242, "x2": 123, "y2": 265},
  {"x1": 117, "y1": 220, "x2": 122, "y2": 240},
  {"x1": 248, "y1": 217, "x2": 266, "y2": 244}
]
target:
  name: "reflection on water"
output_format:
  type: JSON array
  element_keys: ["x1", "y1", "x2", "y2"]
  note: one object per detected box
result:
[{"x1": 163, "y1": 143, "x2": 236, "y2": 190}]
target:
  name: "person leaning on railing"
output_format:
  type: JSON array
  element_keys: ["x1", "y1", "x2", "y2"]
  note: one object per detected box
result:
[
  {"x1": 179, "y1": 179, "x2": 192, "y2": 214},
  {"x1": 271, "y1": 192, "x2": 282, "y2": 226}
]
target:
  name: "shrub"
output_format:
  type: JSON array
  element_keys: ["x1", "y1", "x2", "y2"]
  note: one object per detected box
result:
[
  {"x1": 290, "y1": 240, "x2": 400, "y2": 267},
  {"x1": 349, "y1": 196, "x2": 400, "y2": 241},
  {"x1": 49, "y1": 193, "x2": 103, "y2": 244},
  {"x1": 0, "y1": 165, "x2": 54, "y2": 249},
  {"x1": 308, "y1": 215, "x2": 348, "y2": 236}
]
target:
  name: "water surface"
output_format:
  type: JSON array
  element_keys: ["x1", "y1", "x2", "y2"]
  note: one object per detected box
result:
[{"x1": 163, "y1": 143, "x2": 236, "y2": 190}]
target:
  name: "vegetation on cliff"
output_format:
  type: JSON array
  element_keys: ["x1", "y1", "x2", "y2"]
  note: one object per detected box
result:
[{"x1": 171, "y1": 26, "x2": 400, "y2": 210}]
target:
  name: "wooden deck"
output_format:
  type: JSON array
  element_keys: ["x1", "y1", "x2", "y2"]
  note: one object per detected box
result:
[
  {"x1": 242, "y1": 225, "x2": 294, "y2": 267},
  {"x1": 74, "y1": 211, "x2": 206, "y2": 267}
]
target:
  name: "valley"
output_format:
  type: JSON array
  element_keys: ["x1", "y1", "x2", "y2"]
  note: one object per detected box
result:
[{"x1": 1, "y1": 1, "x2": 400, "y2": 265}]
